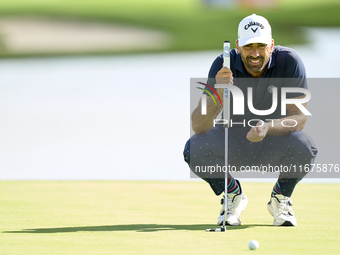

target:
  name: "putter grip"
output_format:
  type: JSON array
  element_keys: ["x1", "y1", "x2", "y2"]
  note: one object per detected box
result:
[
  {"x1": 223, "y1": 41, "x2": 230, "y2": 69},
  {"x1": 222, "y1": 41, "x2": 230, "y2": 125}
]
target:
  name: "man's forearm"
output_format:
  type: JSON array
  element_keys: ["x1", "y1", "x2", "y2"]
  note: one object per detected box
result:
[
  {"x1": 266, "y1": 114, "x2": 307, "y2": 136},
  {"x1": 192, "y1": 97, "x2": 222, "y2": 134}
]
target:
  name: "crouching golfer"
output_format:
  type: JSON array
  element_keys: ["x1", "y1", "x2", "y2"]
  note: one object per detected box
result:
[{"x1": 183, "y1": 14, "x2": 317, "y2": 226}]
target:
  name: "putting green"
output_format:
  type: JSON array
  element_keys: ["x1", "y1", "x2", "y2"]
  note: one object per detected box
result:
[{"x1": 0, "y1": 181, "x2": 339, "y2": 254}]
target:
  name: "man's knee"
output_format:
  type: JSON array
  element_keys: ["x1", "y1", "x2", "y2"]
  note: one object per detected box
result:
[
  {"x1": 183, "y1": 139, "x2": 190, "y2": 164},
  {"x1": 287, "y1": 131, "x2": 318, "y2": 160},
  {"x1": 183, "y1": 127, "x2": 226, "y2": 172}
]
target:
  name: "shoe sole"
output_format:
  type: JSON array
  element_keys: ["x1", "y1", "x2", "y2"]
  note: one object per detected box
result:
[
  {"x1": 274, "y1": 221, "x2": 296, "y2": 226},
  {"x1": 217, "y1": 219, "x2": 241, "y2": 226},
  {"x1": 218, "y1": 222, "x2": 241, "y2": 226}
]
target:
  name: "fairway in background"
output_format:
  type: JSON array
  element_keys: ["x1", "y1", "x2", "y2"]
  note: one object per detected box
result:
[
  {"x1": 0, "y1": 0, "x2": 339, "y2": 56},
  {"x1": 0, "y1": 181, "x2": 339, "y2": 255}
]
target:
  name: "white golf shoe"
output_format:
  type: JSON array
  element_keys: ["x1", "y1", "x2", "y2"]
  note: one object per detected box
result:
[
  {"x1": 267, "y1": 194, "x2": 297, "y2": 226},
  {"x1": 217, "y1": 180, "x2": 248, "y2": 226}
]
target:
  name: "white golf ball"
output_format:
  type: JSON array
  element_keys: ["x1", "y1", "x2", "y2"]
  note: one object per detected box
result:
[{"x1": 248, "y1": 240, "x2": 259, "y2": 250}]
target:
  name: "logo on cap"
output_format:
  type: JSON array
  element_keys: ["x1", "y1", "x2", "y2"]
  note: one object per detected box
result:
[{"x1": 244, "y1": 21, "x2": 265, "y2": 32}]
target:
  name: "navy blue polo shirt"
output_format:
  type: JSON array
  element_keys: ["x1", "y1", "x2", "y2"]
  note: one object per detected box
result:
[{"x1": 205, "y1": 45, "x2": 308, "y2": 128}]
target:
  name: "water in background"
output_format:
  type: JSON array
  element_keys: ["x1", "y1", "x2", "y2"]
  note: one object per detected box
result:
[{"x1": 0, "y1": 28, "x2": 339, "y2": 181}]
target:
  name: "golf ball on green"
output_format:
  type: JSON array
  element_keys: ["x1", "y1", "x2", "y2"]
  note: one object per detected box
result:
[{"x1": 248, "y1": 240, "x2": 259, "y2": 250}]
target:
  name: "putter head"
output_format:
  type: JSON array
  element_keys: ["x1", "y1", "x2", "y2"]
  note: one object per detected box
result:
[{"x1": 205, "y1": 226, "x2": 226, "y2": 232}]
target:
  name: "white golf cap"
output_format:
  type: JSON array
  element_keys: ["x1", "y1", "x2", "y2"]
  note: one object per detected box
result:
[{"x1": 238, "y1": 14, "x2": 272, "y2": 47}]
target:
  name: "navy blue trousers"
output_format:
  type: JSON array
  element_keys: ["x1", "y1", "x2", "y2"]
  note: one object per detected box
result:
[{"x1": 183, "y1": 127, "x2": 318, "y2": 197}]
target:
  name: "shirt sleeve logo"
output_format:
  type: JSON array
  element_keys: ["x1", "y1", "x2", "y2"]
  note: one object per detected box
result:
[{"x1": 268, "y1": 85, "x2": 276, "y2": 93}]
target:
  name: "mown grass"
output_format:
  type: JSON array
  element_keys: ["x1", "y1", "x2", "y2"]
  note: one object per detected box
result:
[
  {"x1": 0, "y1": 181, "x2": 339, "y2": 254},
  {"x1": 0, "y1": 0, "x2": 339, "y2": 56}
]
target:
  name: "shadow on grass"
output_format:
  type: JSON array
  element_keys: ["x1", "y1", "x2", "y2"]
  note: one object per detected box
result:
[{"x1": 3, "y1": 224, "x2": 271, "y2": 233}]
